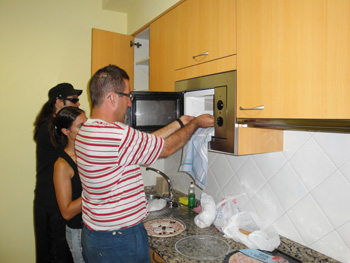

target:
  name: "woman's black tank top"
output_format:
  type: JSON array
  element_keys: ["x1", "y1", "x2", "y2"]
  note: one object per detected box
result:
[{"x1": 59, "y1": 151, "x2": 83, "y2": 229}]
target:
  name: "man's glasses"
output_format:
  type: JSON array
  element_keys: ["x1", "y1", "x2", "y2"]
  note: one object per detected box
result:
[
  {"x1": 63, "y1": 97, "x2": 80, "y2": 104},
  {"x1": 114, "y1": 91, "x2": 133, "y2": 101}
]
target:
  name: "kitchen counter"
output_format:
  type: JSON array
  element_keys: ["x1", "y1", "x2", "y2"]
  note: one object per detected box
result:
[{"x1": 145, "y1": 197, "x2": 339, "y2": 263}]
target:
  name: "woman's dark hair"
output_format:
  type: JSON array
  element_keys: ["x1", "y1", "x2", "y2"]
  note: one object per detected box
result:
[
  {"x1": 49, "y1": 107, "x2": 85, "y2": 148},
  {"x1": 33, "y1": 100, "x2": 56, "y2": 141}
]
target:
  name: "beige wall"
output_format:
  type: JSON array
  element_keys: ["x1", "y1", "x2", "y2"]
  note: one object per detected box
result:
[
  {"x1": 0, "y1": 0, "x2": 180, "y2": 261},
  {"x1": 0, "y1": 1, "x2": 126, "y2": 262},
  {"x1": 127, "y1": 0, "x2": 180, "y2": 34},
  {"x1": 0, "y1": 0, "x2": 179, "y2": 261}
]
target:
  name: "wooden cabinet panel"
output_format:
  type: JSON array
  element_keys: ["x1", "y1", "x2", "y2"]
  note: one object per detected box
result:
[
  {"x1": 151, "y1": 0, "x2": 237, "y2": 89},
  {"x1": 149, "y1": 248, "x2": 165, "y2": 263},
  {"x1": 237, "y1": 127, "x2": 283, "y2": 155},
  {"x1": 175, "y1": 0, "x2": 236, "y2": 70},
  {"x1": 175, "y1": 55, "x2": 236, "y2": 81},
  {"x1": 237, "y1": 0, "x2": 350, "y2": 119},
  {"x1": 149, "y1": 6, "x2": 178, "y2": 91},
  {"x1": 91, "y1": 28, "x2": 134, "y2": 90}
]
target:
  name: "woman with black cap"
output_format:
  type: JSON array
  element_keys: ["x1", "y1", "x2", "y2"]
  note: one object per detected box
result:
[{"x1": 33, "y1": 83, "x2": 82, "y2": 263}]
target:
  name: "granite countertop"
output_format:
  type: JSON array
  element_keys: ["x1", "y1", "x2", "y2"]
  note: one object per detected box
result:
[{"x1": 145, "y1": 191, "x2": 339, "y2": 263}]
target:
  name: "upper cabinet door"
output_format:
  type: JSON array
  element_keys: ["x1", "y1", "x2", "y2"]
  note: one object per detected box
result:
[
  {"x1": 91, "y1": 28, "x2": 134, "y2": 90},
  {"x1": 149, "y1": 6, "x2": 178, "y2": 92},
  {"x1": 237, "y1": 0, "x2": 350, "y2": 119},
  {"x1": 175, "y1": 0, "x2": 236, "y2": 70}
]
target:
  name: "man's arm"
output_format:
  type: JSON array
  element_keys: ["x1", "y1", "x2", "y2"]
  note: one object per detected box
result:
[
  {"x1": 151, "y1": 115, "x2": 195, "y2": 139},
  {"x1": 158, "y1": 114, "x2": 214, "y2": 158}
]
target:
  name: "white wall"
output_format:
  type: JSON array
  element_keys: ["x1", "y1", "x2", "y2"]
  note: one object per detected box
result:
[{"x1": 159, "y1": 130, "x2": 350, "y2": 263}]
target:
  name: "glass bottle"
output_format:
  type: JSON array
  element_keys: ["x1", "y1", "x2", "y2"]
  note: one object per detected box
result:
[{"x1": 188, "y1": 182, "x2": 195, "y2": 209}]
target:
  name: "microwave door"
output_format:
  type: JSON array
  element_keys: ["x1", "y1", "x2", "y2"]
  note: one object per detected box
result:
[
  {"x1": 126, "y1": 89, "x2": 217, "y2": 132},
  {"x1": 126, "y1": 91, "x2": 184, "y2": 133}
]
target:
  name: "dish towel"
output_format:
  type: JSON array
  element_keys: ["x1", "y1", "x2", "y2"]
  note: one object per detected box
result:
[{"x1": 179, "y1": 127, "x2": 214, "y2": 189}]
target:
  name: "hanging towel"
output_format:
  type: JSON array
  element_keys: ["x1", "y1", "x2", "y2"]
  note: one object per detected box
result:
[{"x1": 179, "y1": 127, "x2": 214, "y2": 189}]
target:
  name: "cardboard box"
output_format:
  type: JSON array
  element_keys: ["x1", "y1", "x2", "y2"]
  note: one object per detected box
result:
[{"x1": 156, "y1": 177, "x2": 168, "y2": 196}]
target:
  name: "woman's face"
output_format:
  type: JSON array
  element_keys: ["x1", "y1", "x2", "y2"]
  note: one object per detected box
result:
[{"x1": 67, "y1": 113, "x2": 87, "y2": 141}]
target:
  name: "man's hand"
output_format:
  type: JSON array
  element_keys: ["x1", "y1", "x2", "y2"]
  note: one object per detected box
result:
[
  {"x1": 192, "y1": 114, "x2": 214, "y2": 128},
  {"x1": 159, "y1": 114, "x2": 215, "y2": 158}
]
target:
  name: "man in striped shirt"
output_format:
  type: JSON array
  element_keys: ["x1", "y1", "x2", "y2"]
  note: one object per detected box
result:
[{"x1": 75, "y1": 65, "x2": 214, "y2": 263}]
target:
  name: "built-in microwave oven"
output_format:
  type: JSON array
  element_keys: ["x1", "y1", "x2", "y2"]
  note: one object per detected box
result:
[{"x1": 125, "y1": 70, "x2": 236, "y2": 154}]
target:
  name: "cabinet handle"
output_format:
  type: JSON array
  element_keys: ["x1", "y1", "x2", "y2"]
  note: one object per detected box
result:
[
  {"x1": 193, "y1": 51, "x2": 209, "y2": 59},
  {"x1": 239, "y1": 105, "x2": 265, "y2": 110}
]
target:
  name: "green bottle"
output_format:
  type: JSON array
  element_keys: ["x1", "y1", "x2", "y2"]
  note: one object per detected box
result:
[{"x1": 188, "y1": 182, "x2": 195, "y2": 209}]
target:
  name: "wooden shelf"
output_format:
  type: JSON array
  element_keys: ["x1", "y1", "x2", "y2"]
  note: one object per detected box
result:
[{"x1": 135, "y1": 57, "x2": 149, "y2": 66}]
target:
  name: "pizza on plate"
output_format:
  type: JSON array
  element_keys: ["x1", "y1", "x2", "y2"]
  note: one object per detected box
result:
[{"x1": 144, "y1": 218, "x2": 186, "y2": 237}]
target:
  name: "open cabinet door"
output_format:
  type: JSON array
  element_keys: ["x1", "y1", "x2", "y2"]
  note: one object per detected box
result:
[{"x1": 91, "y1": 28, "x2": 134, "y2": 90}]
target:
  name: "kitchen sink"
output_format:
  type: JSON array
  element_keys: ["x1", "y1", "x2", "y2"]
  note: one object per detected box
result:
[
  {"x1": 146, "y1": 204, "x2": 195, "y2": 222},
  {"x1": 147, "y1": 207, "x2": 180, "y2": 219},
  {"x1": 146, "y1": 191, "x2": 161, "y2": 200}
]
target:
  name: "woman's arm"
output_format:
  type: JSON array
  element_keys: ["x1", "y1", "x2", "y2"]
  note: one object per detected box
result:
[{"x1": 53, "y1": 158, "x2": 82, "y2": 220}]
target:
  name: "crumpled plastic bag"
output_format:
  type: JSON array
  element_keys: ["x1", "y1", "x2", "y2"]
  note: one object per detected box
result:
[
  {"x1": 147, "y1": 199, "x2": 167, "y2": 212},
  {"x1": 194, "y1": 193, "x2": 216, "y2": 228},
  {"x1": 214, "y1": 195, "x2": 241, "y2": 232},
  {"x1": 222, "y1": 211, "x2": 280, "y2": 252}
]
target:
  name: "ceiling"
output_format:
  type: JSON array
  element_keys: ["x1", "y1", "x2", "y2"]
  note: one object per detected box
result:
[{"x1": 102, "y1": 0, "x2": 139, "y2": 13}]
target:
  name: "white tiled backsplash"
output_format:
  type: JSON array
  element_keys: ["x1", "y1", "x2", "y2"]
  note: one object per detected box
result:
[{"x1": 141, "y1": 130, "x2": 350, "y2": 263}]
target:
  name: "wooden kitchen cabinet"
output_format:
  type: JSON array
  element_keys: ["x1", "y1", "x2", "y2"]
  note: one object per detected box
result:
[
  {"x1": 175, "y1": 0, "x2": 236, "y2": 71},
  {"x1": 237, "y1": 0, "x2": 350, "y2": 119},
  {"x1": 91, "y1": 28, "x2": 134, "y2": 90},
  {"x1": 149, "y1": 5, "x2": 178, "y2": 92},
  {"x1": 150, "y1": 248, "x2": 165, "y2": 263},
  {"x1": 151, "y1": 0, "x2": 237, "y2": 89}
]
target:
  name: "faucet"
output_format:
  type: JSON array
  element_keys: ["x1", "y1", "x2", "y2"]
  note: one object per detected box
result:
[{"x1": 146, "y1": 167, "x2": 174, "y2": 208}]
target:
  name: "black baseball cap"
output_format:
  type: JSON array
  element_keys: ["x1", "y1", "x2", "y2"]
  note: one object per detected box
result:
[{"x1": 48, "y1": 83, "x2": 82, "y2": 101}]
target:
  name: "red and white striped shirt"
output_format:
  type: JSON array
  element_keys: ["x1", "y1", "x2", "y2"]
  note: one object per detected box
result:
[{"x1": 75, "y1": 119, "x2": 164, "y2": 231}]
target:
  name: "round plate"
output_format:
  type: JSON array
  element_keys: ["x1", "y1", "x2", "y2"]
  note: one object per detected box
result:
[
  {"x1": 175, "y1": 235, "x2": 230, "y2": 261},
  {"x1": 144, "y1": 218, "x2": 186, "y2": 238}
]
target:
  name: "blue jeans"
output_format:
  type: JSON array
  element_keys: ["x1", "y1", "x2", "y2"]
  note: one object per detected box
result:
[
  {"x1": 66, "y1": 226, "x2": 85, "y2": 263},
  {"x1": 82, "y1": 222, "x2": 151, "y2": 263}
]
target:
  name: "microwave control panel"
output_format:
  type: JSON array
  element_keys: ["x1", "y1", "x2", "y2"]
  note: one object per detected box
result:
[{"x1": 214, "y1": 86, "x2": 227, "y2": 139}]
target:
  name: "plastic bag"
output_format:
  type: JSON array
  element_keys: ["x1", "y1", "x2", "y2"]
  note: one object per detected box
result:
[
  {"x1": 222, "y1": 211, "x2": 280, "y2": 252},
  {"x1": 214, "y1": 195, "x2": 241, "y2": 232},
  {"x1": 194, "y1": 193, "x2": 216, "y2": 228},
  {"x1": 147, "y1": 198, "x2": 167, "y2": 212}
]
